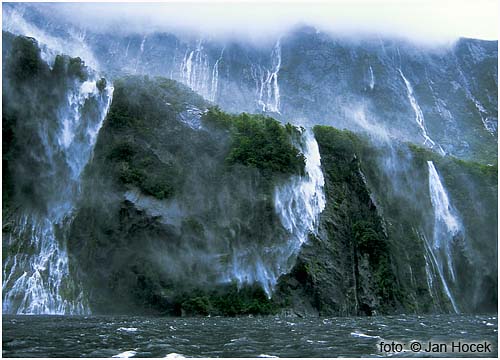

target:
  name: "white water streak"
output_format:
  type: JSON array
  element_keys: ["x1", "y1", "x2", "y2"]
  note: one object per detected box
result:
[
  {"x1": 426, "y1": 161, "x2": 462, "y2": 313},
  {"x1": 399, "y1": 69, "x2": 445, "y2": 155},
  {"x1": 2, "y1": 6, "x2": 99, "y2": 69},
  {"x1": 2, "y1": 80, "x2": 113, "y2": 315},
  {"x1": 254, "y1": 39, "x2": 282, "y2": 113},
  {"x1": 422, "y1": 232, "x2": 460, "y2": 314},
  {"x1": 369, "y1": 65, "x2": 375, "y2": 90},
  {"x1": 271, "y1": 130, "x2": 326, "y2": 287},
  {"x1": 222, "y1": 129, "x2": 325, "y2": 296},
  {"x1": 457, "y1": 67, "x2": 497, "y2": 135},
  {"x1": 179, "y1": 39, "x2": 213, "y2": 100},
  {"x1": 209, "y1": 47, "x2": 225, "y2": 102}
]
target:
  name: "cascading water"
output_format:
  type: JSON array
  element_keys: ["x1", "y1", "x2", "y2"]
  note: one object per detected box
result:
[
  {"x1": 134, "y1": 35, "x2": 147, "y2": 73},
  {"x1": 2, "y1": 5, "x2": 100, "y2": 70},
  {"x1": 456, "y1": 66, "x2": 497, "y2": 135},
  {"x1": 209, "y1": 47, "x2": 225, "y2": 102},
  {"x1": 425, "y1": 160, "x2": 462, "y2": 313},
  {"x1": 274, "y1": 129, "x2": 326, "y2": 251},
  {"x1": 252, "y1": 39, "x2": 282, "y2": 113},
  {"x1": 227, "y1": 129, "x2": 325, "y2": 295},
  {"x1": 179, "y1": 39, "x2": 212, "y2": 100},
  {"x1": 369, "y1": 65, "x2": 375, "y2": 90},
  {"x1": 2, "y1": 79, "x2": 113, "y2": 314},
  {"x1": 399, "y1": 69, "x2": 445, "y2": 155}
]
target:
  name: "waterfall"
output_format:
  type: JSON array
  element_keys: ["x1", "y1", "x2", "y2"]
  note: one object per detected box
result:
[
  {"x1": 209, "y1": 47, "x2": 225, "y2": 102},
  {"x1": 2, "y1": 6, "x2": 100, "y2": 70},
  {"x1": 134, "y1": 36, "x2": 147, "y2": 73},
  {"x1": 2, "y1": 79, "x2": 113, "y2": 315},
  {"x1": 179, "y1": 39, "x2": 212, "y2": 99},
  {"x1": 268, "y1": 129, "x2": 326, "y2": 293},
  {"x1": 222, "y1": 129, "x2": 325, "y2": 296},
  {"x1": 399, "y1": 69, "x2": 445, "y2": 155},
  {"x1": 253, "y1": 39, "x2": 282, "y2": 113},
  {"x1": 456, "y1": 65, "x2": 497, "y2": 135},
  {"x1": 426, "y1": 160, "x2": 462, "y2": 313},
  {"x1": 369, "y1": 65, "x2": 375, "y2": 90}
]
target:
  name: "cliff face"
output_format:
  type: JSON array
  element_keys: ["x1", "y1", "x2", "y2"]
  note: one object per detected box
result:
[
  {"x1": 278, "y1": 127, "x2": 497, "y2": 316},
  {"x1": 4, "y1": 3, "x2": 497, "y2": 163},
  {"x1": 66, "y1": 75, "x2": 314, "y2": 315},
  {"x1": 2, "y1": 26, "x2": 497, "y2": 315}
]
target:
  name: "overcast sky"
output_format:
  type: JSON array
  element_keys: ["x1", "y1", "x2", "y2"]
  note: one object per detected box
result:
[{"x1": 9, "y1": 0, "x2": 500, "y2": 43}]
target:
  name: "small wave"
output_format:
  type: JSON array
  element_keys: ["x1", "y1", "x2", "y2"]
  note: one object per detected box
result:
[
  {"x1": 257, "y1": 354, "x2": 279, "y2": 358},
  {"x1": 164, "y1": 353, "x2": 186, "y2": 358},
  {"x1": 117, "y1": 327, "x2": 138, "y2": 332},
  {"x1": 350, "y1": 331, "x2": 381, "y2": 339},
  {"x1": 112, "y1": 350, "x2": 137, "y2": 358}
]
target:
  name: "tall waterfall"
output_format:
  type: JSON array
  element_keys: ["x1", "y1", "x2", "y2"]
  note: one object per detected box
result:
[
  {"x1": 425, "y1": 160, "x2": 462, "y2": 313},
  {"x1": 456, "y1": 66, "x2": 497, "y2": 135},
  {"x1": 399, "y1": 69, "x2": 445, "y2": 155},
  {"x1": 2, "y1": 79, "x2": 113, "y2": 314},
  {"x1": 369, "y1": 65, "x2": 375, "y2": 90},
  {"x1": 229, "y1": 129, "x2": 325, "y2": 295},
  {"x1": 274, "y1": 129, "x2": 326, "y2": 251},
  {"x1": 180, "y1": 39, "x2": 212, "y2": 100},
  {"x1": 252, "y1": 39, "x2": 282, "y2": 113},
  {"x1": 209, "y1": 47, "x2": 225, "y2": 102}
]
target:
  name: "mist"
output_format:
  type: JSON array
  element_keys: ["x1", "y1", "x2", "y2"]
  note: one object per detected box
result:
[{"x1": 11, "y1": 0, "x2": 499, "y2": 45}]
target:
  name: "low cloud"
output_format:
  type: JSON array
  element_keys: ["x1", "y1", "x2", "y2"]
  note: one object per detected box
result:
[{"x1": 20, "y1": 0, "x2": 499, "y2": 44}]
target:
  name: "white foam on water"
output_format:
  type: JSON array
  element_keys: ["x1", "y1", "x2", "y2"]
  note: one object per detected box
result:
[
  {"x1": 164, "y1": 353, "x2": 186, "y2": 358},
  {"x1": 350, "y1": 331, "x2": 381, "y2": 339},
  {"x1": 113, "y1": 350, "x2": 137, "y2": 358},
  {"x1": 117, "y1": 327, "x2": 138, "y2": 332}
]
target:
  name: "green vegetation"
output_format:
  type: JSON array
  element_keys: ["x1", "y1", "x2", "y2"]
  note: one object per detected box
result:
[
  {"x1": 311, "y1": 125, "x2": 402, "y2": 314},
  {"x1": 6, "y1": 35, "x2": 47, "y2": 82},
  {"x1": 106, "y1": 140, "x2": 176, "y2": 199},
  {"x1": 203, "y1": 107, "x2": 305, "y2": 177},
  {"x1": 2, "y1": 32, "x2": 93, "y2": 215},
  {"x1": 92, "y1": 77, "x2": 201, "y2": 199},
  {"x1": 179, "y1": 283, "x2": 277, "y2": 316},
  {"x1": 96, "y1": 77, "x2": 107, "y2": 92}
]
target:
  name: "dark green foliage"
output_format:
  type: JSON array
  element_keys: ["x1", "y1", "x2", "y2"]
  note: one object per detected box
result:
[
  {"x1": 71, "y1": 76, "x2": 293, "y2": 315},
  {"x1": 106, "y1": 140, "x2": 175, "y2": 199},
  {"x1": 6, "y1": 35, "x2": 47, "y2": 82},
  {"x1": 2, "y1": 32, "x2": 94, "y2": 214},
  {"x1": 179, "y1": 283, "x2": 277, "y2": 316},
  {"x1": 311, "y1": 125, "x2": 497, "y2": 314},
  {"x1": 96, "y1": 77, "x2": 107, "y2": 92},
  {"x1": 203, "y1": 107, "x2": 305, "y2": 177},
  {"x1": 67, "y1": 57, "x2": 88, "y2": 81},
  {"x1": 92, "y1": 77, "x2": 201, "y2": 199},
  {"x1": 352, "y1": 221, "x2": 394, "y2": 302},
  {"x1": 301, "y1": 125, "x2": 401, "y2": 314}
]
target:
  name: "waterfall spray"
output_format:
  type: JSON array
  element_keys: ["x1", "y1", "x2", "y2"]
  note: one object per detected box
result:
[
  {"x1": 253, "y1": 39, "x2": 282, "y2": 113},
  {"x1": 228, "y1": 128, "x2": 325, "y2": 296},
  {"x1": 399, "y1": 69, "x2": 445, "y2": 155},
  {"x1": 425, "y1": 160, "x2": 462, "y2": 313},
  {"x1": 369, "y1": 65, "x2": 375, "y2": 90},
  {"x1": 2, "y1": 79, "x2": 113, "y2": 314},
  {"x1": 179, "y1": 39, "x2": 212, "y2": 99}
]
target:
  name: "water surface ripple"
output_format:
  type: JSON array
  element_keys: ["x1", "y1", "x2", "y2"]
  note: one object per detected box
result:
[{"x1": 2, "y1": 314, "x2": 497, "y2": 357}]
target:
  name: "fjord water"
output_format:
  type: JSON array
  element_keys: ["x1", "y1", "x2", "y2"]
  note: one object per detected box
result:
[{"x1": 2, "y1": 314, "x2": 497, "y2": 357}]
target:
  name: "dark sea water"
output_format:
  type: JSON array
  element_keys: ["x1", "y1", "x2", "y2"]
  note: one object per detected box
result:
[{"x1": 2, "y1": 314, "x2": 497, "y2": 358}]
